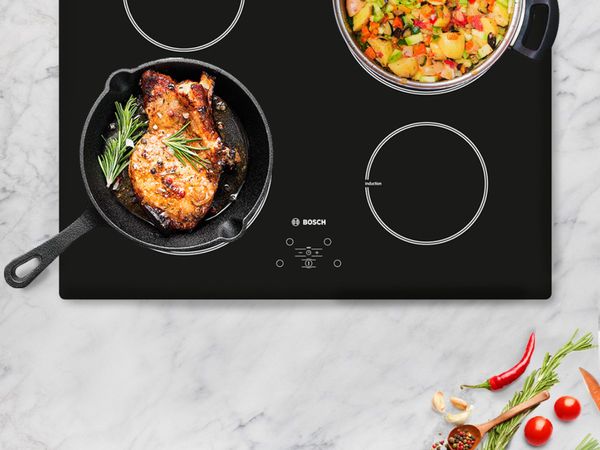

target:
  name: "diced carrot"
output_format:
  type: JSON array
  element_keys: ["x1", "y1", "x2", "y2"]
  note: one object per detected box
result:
[
  {"x1": 393, "y1": 17, "x2": 403, "y2": 29},
  {"x1": 465, "y1": 40, "x2": 475, "y2": 52},
  {"x1": 414, "y1": 43, "x2": 427, "y2": 56},
  {"x1": 365, "y1": 47, "x2": 377, "y2": 60},
  {"x1": 369, "y1": 21, "x2": 380, "y2": 33}
]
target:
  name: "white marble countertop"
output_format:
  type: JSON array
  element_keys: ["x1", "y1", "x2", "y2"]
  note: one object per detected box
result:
[{"x1": 1, "y1": 0, "x2": 600, "y2": 448}]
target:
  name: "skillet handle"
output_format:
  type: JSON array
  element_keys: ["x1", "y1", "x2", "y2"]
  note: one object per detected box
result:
[
  {"x1": 512, "y1": 0, "x2": 559, "y2": 61},
  {"x1": 4, "y1": 208, "x2": 102, "y2": 289}
]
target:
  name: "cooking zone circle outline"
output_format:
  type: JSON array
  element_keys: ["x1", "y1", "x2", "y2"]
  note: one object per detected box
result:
[
  {"x1": 123, "y1": 0, "x2": 245, "y2": 52},
  {"x1": 365, "y1": 122, "x2": 489, "y2": 246}
]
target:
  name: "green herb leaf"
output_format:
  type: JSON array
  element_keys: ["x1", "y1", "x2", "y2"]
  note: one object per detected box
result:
[
  {"x1": 576, "y1": 435, "x2": 600, "y2": 450},
  {"x1": 98, "y1": 96, "x2": 147, "y2": 188},
  {"x1": 162, "y1": 122, "x2": 211, "y2": 172},
  {"x1": 482, "y1": 330, "x2": 594, "y2": 450}
]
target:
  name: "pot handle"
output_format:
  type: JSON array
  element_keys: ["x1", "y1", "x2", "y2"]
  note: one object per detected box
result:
[
  {"x1": 512, "y1": 0, "x2": 559, "y2": 61},
  {"x1": 4, "y1": 208, "x2": 102, "y2": 289}
]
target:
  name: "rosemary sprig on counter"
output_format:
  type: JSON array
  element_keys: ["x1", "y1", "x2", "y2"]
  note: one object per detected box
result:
[
  {"x1": 576, "y1": 435, "x2": 600, "y2": 450},
  {"x1": 482, "y1": 330, "x2": 594, "y2": 450},
  {"x1": 162, "y1": 122, "x2": 211, "y2": 171},
  {"x1": 98, "y1": 96, "x2": 147, "y2": 188}
]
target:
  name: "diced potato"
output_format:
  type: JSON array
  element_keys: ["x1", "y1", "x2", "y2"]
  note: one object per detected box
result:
[
  {"x1": 346, "y1": 0, "x2": 366, "y2": 17},
  {"x1": 427, "y1": 0, "x2": 447, "y2": 5},
  {"x1": 492, "y1": 3, "x2": 509, "y2": 26},
  {"x1": 388, "y1": 57, "x2": 419, "y2": 78},
  {"x1": 430, "y1": 41, "x2": 446, "y2": 60},
  {"x1": 352, "y1": 4, "x2": 372, "y2": 32},
  {"x1": 433, "y1": 6, "x2": 451, "y2": 27},
  {"x1": 367, "y1": 38, "x2": 394, "y2": 66},
  {"x1": 481, "y1": 17, "x2": 498, "y2": 35},
  {"x1": 438, "y1": 32, "x2": 465, "y2": 59}
]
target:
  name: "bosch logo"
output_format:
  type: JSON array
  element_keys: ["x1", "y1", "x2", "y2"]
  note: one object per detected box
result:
[
  {"x1": 291, "y1": 218, "x2": 327, "y2": 227},
  {"x1": 303, "y1": 219, "x2": 326, "y2": 226}
]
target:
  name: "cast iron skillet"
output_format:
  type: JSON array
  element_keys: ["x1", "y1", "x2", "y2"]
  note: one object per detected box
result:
[{"x1": 4, "y1": 58, "x2": 273, "y2": 288}]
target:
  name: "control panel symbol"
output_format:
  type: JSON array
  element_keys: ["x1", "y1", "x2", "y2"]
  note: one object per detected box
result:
[{"x1": 295, "y1": 246, "x2": 323, "y2": 270}]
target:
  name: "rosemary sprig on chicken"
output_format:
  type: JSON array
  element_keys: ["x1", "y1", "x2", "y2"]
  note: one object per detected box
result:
[
  {"x1": 98, "y1": 96, "x2": 147, "y2": 188},
  {"x1": 162, "y1": 122, "x2": 211, "y2": 171}
]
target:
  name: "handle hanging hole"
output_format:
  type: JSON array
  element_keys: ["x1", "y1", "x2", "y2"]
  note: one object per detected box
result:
[{"x1": 14, "y1": 256, "x2": 41, "y2": 280}]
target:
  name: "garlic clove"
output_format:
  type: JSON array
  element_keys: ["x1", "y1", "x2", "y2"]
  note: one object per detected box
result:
[
  {"x1": 450, "y1": 396, "x2": 469, "y2": 411},
  {"x1": 432, "y1": 391, "x2": 446, "y2": 413},
  {"x1": 445, "y1": 405, "x2": 473, "y2": 425}
]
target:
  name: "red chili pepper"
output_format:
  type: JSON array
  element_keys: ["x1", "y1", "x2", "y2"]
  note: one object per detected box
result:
[{"x1": 461, "y1": 332, "x2": 536, "y2": 391}]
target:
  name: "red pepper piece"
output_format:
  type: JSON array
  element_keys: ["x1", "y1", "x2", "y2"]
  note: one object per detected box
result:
[{"x1": 461, "y1": 332, "x2": 536, "y2": 391}]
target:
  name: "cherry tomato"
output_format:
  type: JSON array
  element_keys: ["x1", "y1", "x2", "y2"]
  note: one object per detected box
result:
[
  {"x1": 554, "y1": 396, "x2": 581, "y2": 421},
  {"x1": 524, "y1": 416, "x2": 553, "y2": 446}
]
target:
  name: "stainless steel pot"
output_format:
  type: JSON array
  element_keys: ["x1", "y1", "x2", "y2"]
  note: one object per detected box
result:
[{"x1": 333, "y1": 0, "x2": 559, "y2": 95}]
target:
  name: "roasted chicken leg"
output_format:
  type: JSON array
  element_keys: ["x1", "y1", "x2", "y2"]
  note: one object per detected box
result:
[{"x1": 129, "y1": 70, "x2": 227, "y2": 231}]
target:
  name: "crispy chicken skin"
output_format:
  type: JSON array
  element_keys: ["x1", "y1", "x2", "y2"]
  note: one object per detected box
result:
[{"x1": 129, "y1": 70, "x2": 226, "y2": 231}]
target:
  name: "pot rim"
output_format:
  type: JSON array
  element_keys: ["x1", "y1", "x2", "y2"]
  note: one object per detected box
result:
[{"x1": 333, "y1": 0, "x2": 525, "y2": 93}]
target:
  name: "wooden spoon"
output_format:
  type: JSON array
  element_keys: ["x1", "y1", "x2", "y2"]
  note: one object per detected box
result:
[{"x1": 447, "y1": 390, "x2": 550, "y2": 449}]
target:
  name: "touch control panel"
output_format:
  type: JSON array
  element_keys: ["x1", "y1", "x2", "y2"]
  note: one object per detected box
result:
[{"x1": 276, "y1": 236, "x2": 342, "y2": 270}]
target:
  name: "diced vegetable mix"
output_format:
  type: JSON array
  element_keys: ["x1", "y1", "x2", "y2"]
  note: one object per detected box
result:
[{"x1": 346, "y1": 0, "x2": 513, "y2": 82}]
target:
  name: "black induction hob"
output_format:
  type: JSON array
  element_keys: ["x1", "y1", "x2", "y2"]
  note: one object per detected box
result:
[{"x1": 58, "y1": 1, "x2": 551, "y2": 299}]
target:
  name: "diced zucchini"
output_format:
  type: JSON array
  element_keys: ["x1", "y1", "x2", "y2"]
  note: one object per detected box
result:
[
  {"x1": 372, "y1": 4, "x2": 385, "y2": 22},
  {"x1": 352, "y1": 4, "x2": 372, "y2": 32},
  {"x1": 405, "y1": 33, "x2": 424, "y2": 46},
  {"x1": 419, "y1": 75, "x2": 439, "y2": 82},
  {"x1": 471, "y1": 29, "x2": 487, "y2": 47},
  {"x1": 477, "y1": 44, "x2": 493, "y2": 58},
  {"x1": 388, "y1": 50, "x2": 403, "y2": 64}
]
